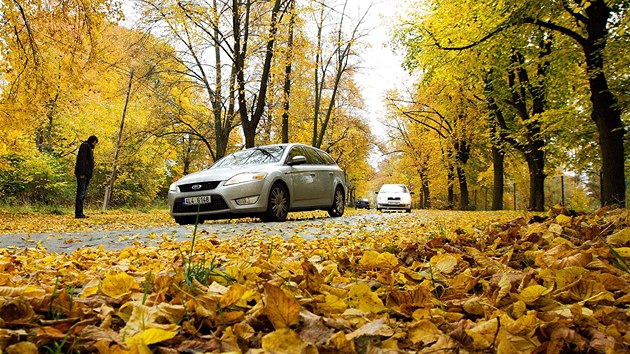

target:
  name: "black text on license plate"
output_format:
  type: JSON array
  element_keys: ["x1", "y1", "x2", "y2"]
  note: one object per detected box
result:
[{"x1": 184, "y1": 196, "x2": 211, "y2": 205}]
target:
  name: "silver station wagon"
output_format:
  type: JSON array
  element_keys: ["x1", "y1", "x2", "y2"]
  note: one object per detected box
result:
[{"x1": 168, "y1": 143, "x2": 347, "y2": 224}]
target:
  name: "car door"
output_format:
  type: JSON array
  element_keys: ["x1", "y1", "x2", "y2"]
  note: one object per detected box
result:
[
  {"x1": 303, "y1": 147, "x2": 333, "y2": 206},
  {"x1": 285, "y1": 146, "x2": 316, "y2": 207}
]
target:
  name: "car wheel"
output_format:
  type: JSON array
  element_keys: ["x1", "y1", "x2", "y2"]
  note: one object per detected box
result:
[
  {"x1": 406, "y1": 208, "x2": 411, "y2": 213},
  {"x1": 328, "y1": 186, "x2": 345, "y2": 217},
  {"x1": 264, "y1": 183, "x2": 289, "y2": 222}
]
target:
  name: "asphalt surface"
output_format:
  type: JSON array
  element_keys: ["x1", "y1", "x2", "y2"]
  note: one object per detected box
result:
[{"x1": 0, "y1": 211, "x2": 414, "y2": 254}]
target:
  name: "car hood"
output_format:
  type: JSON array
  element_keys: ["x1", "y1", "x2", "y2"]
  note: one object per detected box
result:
[{"x1": 176, "y1": 164, "x2": 279, "y2": 185}]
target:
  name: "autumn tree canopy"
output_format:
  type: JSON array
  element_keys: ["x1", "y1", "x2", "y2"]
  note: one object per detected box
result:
[{"x1": 0, "y1": 0, "x2": 627, "y2": 210}]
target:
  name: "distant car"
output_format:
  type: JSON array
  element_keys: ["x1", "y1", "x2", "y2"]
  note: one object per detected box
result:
[
  {"x1": 355, "y1": 198, "x2": 371, "y2": 210},
  {"x1": 376, "y1": 184, "x2": 413, "y2": 213},
  {"x1": 168, "y1": 143, "x2": 347, "y2": 224}
]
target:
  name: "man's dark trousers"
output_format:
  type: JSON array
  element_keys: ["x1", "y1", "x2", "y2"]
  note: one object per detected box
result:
[{"x1": 75, "y1": 176, "x2": 90, "y2": 217}]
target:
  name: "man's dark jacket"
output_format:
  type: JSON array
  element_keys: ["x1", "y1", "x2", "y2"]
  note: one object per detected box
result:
[{"x1": 75, "y1": 141, "x2": 95, "y2": 178}]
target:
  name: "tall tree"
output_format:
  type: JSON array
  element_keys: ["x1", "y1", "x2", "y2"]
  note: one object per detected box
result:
[
  {"x1": 1, "y1": 0, "x2": 121, "y2": 155},
  {"x1": 281, "y1": 0, "x2": 295, "y2": 143},
  {"x1": 310, "y1": 0, "x2": 369, "y2": 149},
  {"x1": 233, "y1": 0, "x2": 290, "y2": 148},
  {"x1": 397, "y1": 0, "x2": 628, "y2": 207},
  {"x1": 480, "y1": 34, "x2": 554, "y2": 212},
  {"x1": 139, "y1": 0, "x2": 243, "y2": 160}
]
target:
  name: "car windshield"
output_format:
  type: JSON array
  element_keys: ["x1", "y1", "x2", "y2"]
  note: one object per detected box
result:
[
  {"x1": 212, "y1": 146, "x2": 285, "y2": 168},
  {"x1": 380, "y1": 185, "x2": 408, "y2": 193}
]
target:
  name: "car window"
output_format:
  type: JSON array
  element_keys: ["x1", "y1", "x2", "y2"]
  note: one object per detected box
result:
[
  {"x1": 304, "y1": 147, "x2": 326, "y2": 164},
  {"x1": 317, "y1": 150, "x2": 336, "y2": 165},
  {"x1": 286, "y1": 146, "x2": 307, "y2": 163},
  {"x1": 379, "y1": 185, "x2": 408, "y2": 193},
  {"x1": 213, "y1": 146, "x2": 285, "y2": 168}
]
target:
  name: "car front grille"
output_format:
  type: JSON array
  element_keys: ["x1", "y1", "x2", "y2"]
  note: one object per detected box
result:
[
  {"x1": 172, "y1": 195, "x2": 229, "y2": 213},
  {"x1": 388, "y1": 197, "x2": 401, "y2": 201},
  {"x1": 179, "y1": 181, "x2": 221, "y2": 192}
]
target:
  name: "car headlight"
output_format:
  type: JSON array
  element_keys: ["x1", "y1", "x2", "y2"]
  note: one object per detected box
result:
[
  {"x1": 169, "y1": 182, "x2": 178, "y2": 192},
  {"x1": 224, "y1": 172, "x2": 268, "y2": 186}
]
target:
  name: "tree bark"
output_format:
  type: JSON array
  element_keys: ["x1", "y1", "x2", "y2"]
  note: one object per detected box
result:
[
  {"x1": 421, "y1": 175, "x2": 431, "y2": 208},
  {"x1": 492, "y1": 146, "x2": 504, "y2": 210},
  {"x1": 447, "y1": 163, "x2": 455, "y2": 209},
  {"x1": 455, "y1": 139, "x2": 471, "y2": 210},
  {"x1": 526, "y1": 151, "x2": 545, "y2": 210},
  {"x1": 523, "y1": 0, "x2": 626, "y2": 207},
  {"x1": 235, "y1": 0, "x2": 284, "y2": 148},
  {"x1": 103, "y1": 70, "x2": 133, "y2": 210},
  {"x1": 584, "y1": 1, "x2": 626, "y2": 207},
  {"x1": 281, "y1": 0, "x2": 295, "y2": 143}
]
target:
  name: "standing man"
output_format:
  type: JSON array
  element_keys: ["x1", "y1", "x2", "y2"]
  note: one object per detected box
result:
[{"x1": 75, "y1": 135, "x2": 98, "y2": 218}]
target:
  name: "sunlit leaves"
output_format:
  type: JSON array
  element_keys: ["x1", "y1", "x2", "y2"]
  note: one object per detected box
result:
[
  {"x1": 263, "y1": 283, "x2": 301, "y2": 329},
  {"x1": 0, "y1": 208, "x2": 629, "y2": 352}
]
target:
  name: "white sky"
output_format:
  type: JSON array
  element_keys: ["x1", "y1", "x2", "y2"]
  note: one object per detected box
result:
[
  {"x1": 347, "y1": 0, "x2": 413, "y2": 126},
  {"x1": 344, "y1": 0, "x2": 415, "y2": 165}
]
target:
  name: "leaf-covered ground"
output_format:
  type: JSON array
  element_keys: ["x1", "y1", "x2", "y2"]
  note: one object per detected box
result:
[{"x1": 0, "y1": 208, "x2": 629, "y2": 353}]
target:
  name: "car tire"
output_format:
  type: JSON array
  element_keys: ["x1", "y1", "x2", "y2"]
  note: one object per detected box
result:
[
  {"x1": 263, "y1": 183, "x2": 289, "y2": 222},
  {"x1": 328, "y1": 186, "x2": 345, "y2": 217},
  {"x1": 406, "y1": 208, "x2": 411, "y2": 213},
  {"x1": 175, "y1": 216, "x2": 200, "y2": 225}
]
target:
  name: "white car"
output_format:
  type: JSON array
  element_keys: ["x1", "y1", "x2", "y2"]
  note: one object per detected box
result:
[
  {"x1": 168, "y1": 143, "x2": 347, "y2": 224},
  {"x1": 376, "y1": 184, "x2": 413, "y2": 213}
]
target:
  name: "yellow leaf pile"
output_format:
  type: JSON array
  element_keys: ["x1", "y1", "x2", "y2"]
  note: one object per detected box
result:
[{"x1": 0, "y1": 208, "x2": 629, "y2": 353}]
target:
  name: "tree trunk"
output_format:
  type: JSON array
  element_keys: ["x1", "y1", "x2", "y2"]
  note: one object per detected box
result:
[
  {"x1": 584, "y1": 1, "x2": 626, "y2": 207},
  {"x1": 422, "y1": 177, "x2": 431, "y2": 209},
  {"x1": 456, "y1": 165, "x2": 470, "y2": 210},
  {"x1": 454, "y1": 139, "x2": 471, "y2": 210},
  {"x1": 236, "y1": 0, "x2": 283, "y2": 148},
  {"x1": 212, "y1": 0, "x2": 227, "y2": 160},
  {"x1": 311, "y1": 4, "x2": 324, "y2": 147},
  {"x1": 492, "y1": 146, "x2": 504, "y2": 210},
  {"x1": 526, "y1": 151, "x2": 545, "y2": 211},
  {"x1": 281, "y1": 0, "x2": 294, "y2": 143},
  {"x1": 447, "y1": 164, "x2": 455, "y2": 209},
  {"x1": 103, "y1": 70, "x2": 133, "y2": 210},
  {"x1": 522, "y1": 0, "x2": 626, "y2": 206}
]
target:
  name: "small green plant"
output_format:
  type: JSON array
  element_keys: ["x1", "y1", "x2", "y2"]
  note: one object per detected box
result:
[
  {"x1": 185, "y1": 254, "x2": 234, "y2": 286},
  {"x1": 42, "y1": 331, "x2": 71, "y2": 354},
  {"x1": 267, "y1": 240, "x2": 275, "y2": 260},
  {"x1": 596, "y1": 225, "x2": 630, "y2": 275},
  {"x1": 383, "y1": 243, "x2": 398, "y2": 254},
  {"x1": 182, "y1": 205, "x2": 234, "y2": 287},
  {"x1": 142, "y1": 271, "x2": 152, "y2": 305},
  {"x1": 47, "y1": 276, "x2": 64, "y2": 320}
]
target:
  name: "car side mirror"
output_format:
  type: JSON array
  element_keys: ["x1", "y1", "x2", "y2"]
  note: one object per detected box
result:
[{"x1": 288, "y1": 155, "x2": 307, "y2": 166}]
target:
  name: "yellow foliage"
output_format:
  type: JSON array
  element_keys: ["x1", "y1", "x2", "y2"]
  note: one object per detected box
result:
[
  {"x1": 0, "y1": 209, "x2": 629, "y2": 352},
  {"x1": 101, "y1": 272, "x2": 140, "y2": 299}
]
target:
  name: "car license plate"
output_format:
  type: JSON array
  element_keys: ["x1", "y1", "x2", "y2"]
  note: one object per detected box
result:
[{"x1": 184, "y1": 196, "x2": 211, "y2": 205}]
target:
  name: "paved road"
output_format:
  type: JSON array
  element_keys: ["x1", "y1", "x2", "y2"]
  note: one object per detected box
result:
[{"x1": 0, "y1": 212, "x2": 416, "y2": 253}]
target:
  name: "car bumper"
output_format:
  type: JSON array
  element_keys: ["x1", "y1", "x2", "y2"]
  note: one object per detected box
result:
[
  {"x1": 377, "y1": 203, "x2": 411, "y2": 211},
  {"x1": 168, "y1": 179, "x2": 271, "y2": 218}
]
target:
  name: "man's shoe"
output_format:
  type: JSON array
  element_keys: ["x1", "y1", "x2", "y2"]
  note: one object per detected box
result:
[{"x1": 76, "y1": 215, "x2": 89, "y2": 219}]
